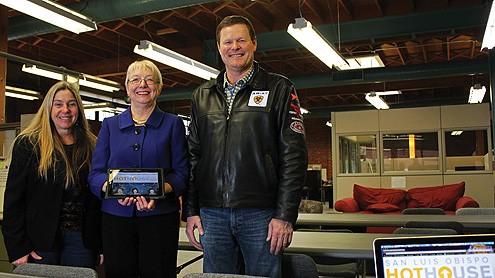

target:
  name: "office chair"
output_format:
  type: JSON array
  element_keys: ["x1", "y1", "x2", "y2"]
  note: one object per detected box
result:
[
  {"x1": 456, "y1": 208, "x2": 495, "y2": 215},
  {"x1": 183, "y1": 274, "x2": 263, "y2": 278},
  {"x1": 282, "y1": 253, "x2": 319, "y2": 278},
  {"x1": 295, "y1": 229, "x2": 361, "y2": 278},
  {"x1": 393, "y1": 227, "x2": 458, "y2": 235},
  {"x1": 298, "y1": 199, "x2": 323, "y2": 213},
  {"x1": 13, "y1": 263, "x2": 98, "y2": 278},
  {"x1": 404, "y1": 221, "x2": 464, "y2": 234},
  {"x1": 402, "y1": 208, "x2": 445, "y2": 215},
  {"x1": 183, "y1": 255, "x2": 318, "y2": 278},
  {"x1": 455, "y1": 208, "x2": 495, "y2": 233}
]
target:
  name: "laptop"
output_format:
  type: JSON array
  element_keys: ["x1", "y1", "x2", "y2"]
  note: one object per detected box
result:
[{"x1": 373, "y1": 234, "x2": 495, "y2": 278}]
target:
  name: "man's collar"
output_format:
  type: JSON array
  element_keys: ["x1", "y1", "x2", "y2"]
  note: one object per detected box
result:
[{"x1": 223, "y1": 64, "x2": 255, "y2": 88}]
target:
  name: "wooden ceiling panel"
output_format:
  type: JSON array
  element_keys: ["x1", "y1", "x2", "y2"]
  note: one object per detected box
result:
[{"x1": 2, "y1": 0, "x2": 490, "y2": 114}]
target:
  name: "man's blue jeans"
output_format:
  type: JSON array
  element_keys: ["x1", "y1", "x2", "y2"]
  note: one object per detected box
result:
[
  {"x1": 200, "y1": 207, "x2": 282, "y2": 277},
  {"x1": 33, "y1": 229, "x2": 95, "y2": 268}
]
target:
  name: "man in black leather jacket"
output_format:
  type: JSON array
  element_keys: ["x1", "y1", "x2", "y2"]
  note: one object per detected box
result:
[{"x1": 183, "y1": 15, "x2": 307, "y2": 277}]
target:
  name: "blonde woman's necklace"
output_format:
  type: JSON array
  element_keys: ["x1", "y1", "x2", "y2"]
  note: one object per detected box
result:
[{"x1": 132, "y1": 117, "x2": 147, "y2": 125}]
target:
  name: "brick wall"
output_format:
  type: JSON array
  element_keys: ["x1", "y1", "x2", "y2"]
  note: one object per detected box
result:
[{"x1": 304, "y1": 118, "x2": 332, "y2": 180}]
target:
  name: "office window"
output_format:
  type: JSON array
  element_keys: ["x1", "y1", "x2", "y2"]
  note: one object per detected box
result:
[
  {"x1": 383, "y1": 132, "x2": 439, "y2": 172},
  {"x1": 445, "y1": 129, "x2": 489, "y2": 171},
  {"x1": 339, "y1": 134, "x2": 377, "y2": 174}
]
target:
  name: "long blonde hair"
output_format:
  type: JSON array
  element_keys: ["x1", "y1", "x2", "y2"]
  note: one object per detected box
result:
[{"x1": 16, "y1": 81, "x2": 96, "y2": 187}]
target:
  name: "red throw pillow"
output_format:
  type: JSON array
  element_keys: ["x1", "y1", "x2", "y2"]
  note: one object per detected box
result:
[
  {"x1": 365, "y1": 203, "x2": 400, "y2": 213},
  {"x1": 353, "y1": 184, "x2": 407, "y2": 211},
  {"x1": 406, "y1": 182, "x2": 465, "y2": 211}
]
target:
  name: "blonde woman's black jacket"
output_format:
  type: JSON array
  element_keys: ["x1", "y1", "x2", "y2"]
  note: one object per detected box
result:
[
  {"x1": 183, "y1": 62, "x2": 308, "y2": 225},
  {"x1": 2, "y1": 136, "x2": 102, "y2": 263}
]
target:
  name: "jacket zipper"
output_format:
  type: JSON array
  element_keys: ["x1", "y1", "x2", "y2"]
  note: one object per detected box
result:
[{"x1": 222, "y1": 89, "x2": 231, "y2": 205}]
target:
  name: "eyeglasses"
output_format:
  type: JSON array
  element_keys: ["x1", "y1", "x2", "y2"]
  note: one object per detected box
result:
[{"x1": 128, "y1": 77, "x2": 157, "y2": 85}]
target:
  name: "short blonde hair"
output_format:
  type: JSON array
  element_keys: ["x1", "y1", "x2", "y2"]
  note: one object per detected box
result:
[{"x1": 125, "y1": 60, "x2": 163, "y2": 86}]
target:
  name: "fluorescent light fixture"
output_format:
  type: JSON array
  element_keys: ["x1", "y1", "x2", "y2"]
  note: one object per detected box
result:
[
  {"x1": 375, "y1": 90, "x2": 401, "y2": 96},
  {"x1": 79, "y1": 74, "x2": 121, "y2": 92},
  {"x1": 468, "y1": 84, "x2": 486, "y2": 103},
  {"x1": 482, "y1": 2, "x2": 495, "y2": 49},
  {"x1": 22, "y1": 64, "x2": 121, "y2": 92},
  {"x1": 326, "y1": 121, "x2": 332, "y2": 127},
  {"x1": 288, "y1": 17, "x2": 348, "y2": 70},
  {"x1": 83, "y1": 102, "x2": 114, "y2": 111},
  {"x1": 451, "y1": 130, "x2": 463, "y2": 136},
  {"x1": 340, "y1": 54, "x2": 385, "y2": 70},
  {"x1": 365, "y1": 92, "x2": 389, "y2": 109},
  {"x1": 5, "y1": 86, "x2": 41, "y2": 100},
  {"x1": 22, "y1": 64, "x2": 78, "y2": 83},
  {"x1": 79, "y1": 90, "x2": 128, "y2": 106},
  {"x1": 134, "y1": 40, "x2": 220, "y2": 80},
  {"x1": 300, "y1": 107, "x2": 310, "y2": 114},
  {"x1": 0, "y1": 0, "x2": 97, "y2": 34},
  {"x1": 83, "y1": 102, "x2": 126, "y2": 113}
]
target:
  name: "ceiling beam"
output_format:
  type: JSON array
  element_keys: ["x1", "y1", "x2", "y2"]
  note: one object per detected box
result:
[
  {"x1": 157, "y1": 59, "x2": 488, "y2": 102},
  {"x1": 204, "y1": 4, "x2": 488, "y2": 67}
]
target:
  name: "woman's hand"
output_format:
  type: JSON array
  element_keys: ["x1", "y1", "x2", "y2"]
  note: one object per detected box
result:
[
  {"x1": 117, "y1": 197, "x2": 137, "y2": 206},
  {"x1": 12, "y1": 251, "x2": 42, "y2": 266},
  {"x1": 135, "y1": 196, "x2": 155, "y2": 211}
]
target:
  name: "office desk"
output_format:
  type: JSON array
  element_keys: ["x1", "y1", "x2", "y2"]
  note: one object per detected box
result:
[
  {"x1": 296, "y1": 213, "x2": 495, "y2": 230},
  {"x1": 178, "y1": 228, "x2": 414, "y2": 260}
]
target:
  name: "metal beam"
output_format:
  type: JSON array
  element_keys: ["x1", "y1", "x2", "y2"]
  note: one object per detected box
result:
[
  {"x1": 157, "y1": 59, "x2": 489, "y2": 102},
  {"x1": 205, "y1": 4, "x2": 490, "y2": 66}
]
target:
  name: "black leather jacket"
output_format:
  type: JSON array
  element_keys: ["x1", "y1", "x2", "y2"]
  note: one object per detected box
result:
[{"x1": 183, "y1": 62, "x2": 308, "y2": 224}]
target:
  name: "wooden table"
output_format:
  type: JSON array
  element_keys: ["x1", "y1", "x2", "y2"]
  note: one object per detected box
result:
[
  {"x1": 178, "y1": 227, "x2": 418, "y2": 277},
  {"x1": 178, "y1": 227, "x2": 416, "y2": 260},
  {"x1": 296, "y1": 213, "x2": 495, "y2": 230}
]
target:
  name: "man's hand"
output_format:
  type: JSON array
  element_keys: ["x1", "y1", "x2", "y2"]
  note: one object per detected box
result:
[
  {"x1": 12, "y1": 251, "x2": 42, "y2": 266},
  {"x1": 266, "y1": 218, "x2": 293, "y2": 255},
  {"x1": 185, "y1": 215, "x2": 204, "y2": 251}
]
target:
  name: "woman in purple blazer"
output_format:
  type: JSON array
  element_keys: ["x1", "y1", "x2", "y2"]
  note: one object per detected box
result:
[{"x1": 88, "y1": 60, "x2": 188, "y2": 278}]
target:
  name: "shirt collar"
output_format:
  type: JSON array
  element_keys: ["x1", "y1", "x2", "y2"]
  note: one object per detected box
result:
[{"x1": 223, "y1": 66, "x2": 255, "y2": 89}]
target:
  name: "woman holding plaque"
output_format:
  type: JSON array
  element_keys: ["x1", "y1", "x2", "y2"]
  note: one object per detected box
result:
[{"x1": 88, "y1": 59, "x2": 188, "y2": 278}]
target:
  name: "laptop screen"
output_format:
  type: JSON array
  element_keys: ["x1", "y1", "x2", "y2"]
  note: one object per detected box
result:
[{"x1": 373, "y1": 234, "x2": 495, "y2": 278}]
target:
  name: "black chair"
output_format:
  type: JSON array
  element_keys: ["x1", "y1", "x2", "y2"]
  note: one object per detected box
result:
[
  {"x1": 183, "y1": 274, "x2": 263, "y2": 278},
  {"x1": 393, "y1": 227, "x2": 458, "y2": 235},
  {"x1": 455, "y1": 208, "x2": 495, "y2": 233},
  {"x1": 403, "y1": 221, "x2": 464, "y2": 234},
  {"x1": 282, "y1": 253, "x2": 319, "y2": 278},
  {"x1": 456, "y1": 208, "x2": 495, "y2": 215},
  {"x1": 182, "y1": 254, "x2": 318, "y2": 278},
  {"x1": 402, "y1": 208, "x2": 445, "y2": 215},
  {"x1": 295, "y1": 229, "x2": 361, "y2": 278},
  {"x1": 13, "y1": 263, "x2": 98, "y2": 278}
]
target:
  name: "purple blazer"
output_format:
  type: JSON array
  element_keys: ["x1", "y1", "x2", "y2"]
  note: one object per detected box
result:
[{"x1": 88, "y1": 107, "x2": 188, "y2": 217}]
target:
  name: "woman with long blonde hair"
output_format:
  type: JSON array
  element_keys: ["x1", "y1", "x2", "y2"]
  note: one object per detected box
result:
[{"x1": 2, "y1": 81, "x2": 102, "y2": 268}]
